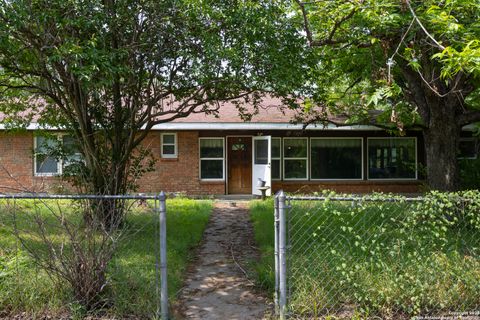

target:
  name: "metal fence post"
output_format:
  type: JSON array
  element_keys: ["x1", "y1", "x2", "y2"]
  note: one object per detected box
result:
[
  {"x1": 278, "y1": 190, "x2": 287, "y2": 320},
  {"x1": 158, "y1": 191, "x2": 168, "y2": 320},
  {"x1": 274, "y1": 194, "x2": 280, "y2": 315}
]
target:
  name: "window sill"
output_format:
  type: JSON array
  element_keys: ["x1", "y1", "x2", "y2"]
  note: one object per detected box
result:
[
  {"x1": 34, "y1": 174, "x2": 59, "y2": 178},
  {"x1": 275, "y1": 180, "x2": 422, "y2": 185},
  {"x1": 160, "y1": 157, "x2": 179, "y2": 162},
  {"x1": 200, "y1": 180, "x2": 225, "y2": 185}
]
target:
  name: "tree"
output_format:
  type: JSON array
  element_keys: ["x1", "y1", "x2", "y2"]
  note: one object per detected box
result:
[
  {"x1": 0, "y1": 0, "x2": 313, "y2": 225},
  {"x1": 294, "y1": 0, "x2": 480, "y2": 191}
]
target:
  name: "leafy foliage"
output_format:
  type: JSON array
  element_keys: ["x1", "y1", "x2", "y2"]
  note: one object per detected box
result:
[
  {"x1": 0, "y1": 0, "x2": 313, "y2": 199},
  {"x1": 293, "y1": 0, "x2": 480, "y2": 190}
]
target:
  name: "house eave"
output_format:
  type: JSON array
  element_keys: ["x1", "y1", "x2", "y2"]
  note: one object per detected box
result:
[{"x1": 0, "y1": 122, "x2": 476, "y2": 131}]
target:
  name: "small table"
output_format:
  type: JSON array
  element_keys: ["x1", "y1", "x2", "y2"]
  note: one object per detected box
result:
[{"x1": 257, "y1": 186, "x2": 270, "y2": 200}]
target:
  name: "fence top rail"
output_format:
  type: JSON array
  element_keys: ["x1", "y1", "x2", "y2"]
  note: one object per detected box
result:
[
  {"x1": 0, "y1": 193, "x2": 163, "y2": 200},
  {"x1": 284, "y1": 195, "x2": 425, "y2": 202}
]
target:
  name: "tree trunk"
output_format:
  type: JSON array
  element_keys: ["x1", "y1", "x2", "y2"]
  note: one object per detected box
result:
[
  {"x1": 423, "y1": 115, "x2": 461, "y2": 191},
  {"x1": 399, "y1": 61, "x2": 464, "y2": 191}
]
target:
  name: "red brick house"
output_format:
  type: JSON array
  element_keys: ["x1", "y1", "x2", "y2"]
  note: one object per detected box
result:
[{"x1": 0, "y1": 101, "x2": 477, "y2": 195}]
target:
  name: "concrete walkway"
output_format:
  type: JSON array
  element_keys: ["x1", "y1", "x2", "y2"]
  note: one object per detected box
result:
[{"x1": 177, "y1": 201, "x2": 269, "y2": 319}]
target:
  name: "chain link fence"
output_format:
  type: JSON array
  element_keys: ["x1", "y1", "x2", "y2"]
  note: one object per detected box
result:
[
  {"x1": 0, "y1": 193, "x2": 168, "y2": 319},
  {"x1": 274, "y1": 191, "x2": 480, "y2": 319}
]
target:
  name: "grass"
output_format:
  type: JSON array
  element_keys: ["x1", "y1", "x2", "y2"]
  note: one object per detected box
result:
[
  {"x1": 0, "y1": 198, "x2": 212, "y2": 318},
  {"x1": 250, "y1": 197, "x2": 480, "y2": 318}
]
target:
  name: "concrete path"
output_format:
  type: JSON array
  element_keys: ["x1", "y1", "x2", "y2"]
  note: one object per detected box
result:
[{"x1": 176, "y1": 201, "x2": 269, "y2": 319}]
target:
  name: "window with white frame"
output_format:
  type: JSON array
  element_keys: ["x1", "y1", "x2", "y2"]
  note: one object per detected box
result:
[
  {"x1": 35, "y1": 135, "x2": 82, "y2": 176},
  {"x1": 199, "y1": 138, "x2": 224, "y2": 180},
  {"x1": 458, "y1": 138, "x2": 478, "y2": 159},
  {"x1": 311, "y1": 138, "x2": 363, "y2": 180},
  {"x1": 368, "y1": 138, "x2": 417, "y2": 179},
  {"x1": 35, "y1": 136, "x2": 61, "y2": 176},
  {"x1": 283, "y1": 138, "x2": 308, "y2": 180},
  {"x1": 271, "y1": 138, "x2": 281, "y2": 180},
  {"x1": 161, "y1": 133, "x2": 177, "y2": 158}
]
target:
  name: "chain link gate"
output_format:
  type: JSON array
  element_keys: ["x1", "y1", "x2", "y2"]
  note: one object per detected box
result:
[{"x1": 274, "y1": 190, "x2": 480, "y2": 319}]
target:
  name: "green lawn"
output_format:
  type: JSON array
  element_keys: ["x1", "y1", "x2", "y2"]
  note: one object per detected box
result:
[
  {"x1": 0, "y1": 198, "x2": 212, "y2": 318},
  {"x1": 250, "y1": 196, "x2": 480, "y2": 318}
]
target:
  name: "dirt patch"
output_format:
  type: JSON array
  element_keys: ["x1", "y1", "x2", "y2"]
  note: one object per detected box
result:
[{"x1": 175, "y1": 201, "x2": 270, "y2": 319}]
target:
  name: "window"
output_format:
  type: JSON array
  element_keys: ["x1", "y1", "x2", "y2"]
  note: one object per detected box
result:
[
  {"x1": 34, "y1": 135, "x2": 82, "y2": 176},
  {"x1": 283, "y1": 138, "x2": 308, "y2": 180},
  {"x1": 272, "y1": 138, "x2": 281, "y2": 180},
  {"x1": 199, "y1": 138, "x2": 224, "y2": 180},
  {"x1": 459, "y1": 138, "x2": 478, "y2": 159},
  {"x1": 62, "y1": 136, "x2": 82, "y2": 171},
  {"x1": 254, "y1": 139, "x2": 269, "y2": 165},
  {"x1": 161, "y1": 133, "x2": 177, "y2": 158},
  {"x1": 34, "y1": 136, "x2": 61, "y2": 176},
  {"x1": 368, "y1": 138, "x2": 417, "y2": 179},
  {"x1": 311, "y1": 138, "x2": 363, "y2": 180}
]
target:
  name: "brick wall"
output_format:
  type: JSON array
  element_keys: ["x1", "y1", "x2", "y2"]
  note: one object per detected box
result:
[
  {"x1": 137, "y1": 131, "x2": 225, "y2": 195},
  {"x1": 0, "y1": 130, "x2": 422, "y2": 195},
  {"x1": 0, "y1": 131, "x2": 226, "y2": 195},
  {"x1": 272, "y1": 181, "x2": 422, "y2": 195},
  {"x1": 0, "y1": 132, "x2": 61, "y2": 193}
]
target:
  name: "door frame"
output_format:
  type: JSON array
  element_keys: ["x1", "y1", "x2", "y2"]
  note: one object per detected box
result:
[{"x1": 226, "y1": 135, "x2": 253, "y2": 195}]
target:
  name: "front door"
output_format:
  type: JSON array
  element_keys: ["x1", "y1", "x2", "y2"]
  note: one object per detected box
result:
[{"x1": 228, "y1": 137, "x2": 252, "y2": 194}]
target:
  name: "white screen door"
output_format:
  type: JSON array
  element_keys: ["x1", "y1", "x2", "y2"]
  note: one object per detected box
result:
[{"x1": 252, "y1": 136, "x2": 272, "y2": 196}]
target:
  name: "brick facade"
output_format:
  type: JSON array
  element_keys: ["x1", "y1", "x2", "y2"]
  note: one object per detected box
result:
[{"x1": 0, "y1": 130, "x2": 422, "y2": 195}]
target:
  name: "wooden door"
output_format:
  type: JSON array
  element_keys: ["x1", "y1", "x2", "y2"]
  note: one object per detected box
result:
[{"x1": 228, "y1": 137, "x2": 252, "y2": 194}]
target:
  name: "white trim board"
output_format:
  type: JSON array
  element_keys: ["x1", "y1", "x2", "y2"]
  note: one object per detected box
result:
[{"x1": 1, "y1": 122, "x2": 476, "y2": 131}]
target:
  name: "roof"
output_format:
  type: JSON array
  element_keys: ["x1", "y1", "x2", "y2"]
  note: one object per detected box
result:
[{"x1": 0, "y1": 96, "x2": 476, "y2": 131}]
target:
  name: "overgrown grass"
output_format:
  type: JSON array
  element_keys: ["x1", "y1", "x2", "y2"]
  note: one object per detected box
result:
[
  {"x1": 250, "y1": 193, "x2": 480, "y2": 318},
  {"x1": 0, "y1": 198, "x2": 212, "y2": 318}
]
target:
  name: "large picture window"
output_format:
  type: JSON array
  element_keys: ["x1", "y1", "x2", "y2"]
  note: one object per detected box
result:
[
  {"x1": 199, "y1": 138, "x2": 224, "y2": 180},
  {"x1": 311, "y1": 138, "x2": 363, "y2": 180},
  {"x1": 368, "y1": 138, "x2": 417, "y2": 179},
  {"x1": 283, "y1": 138, "x2": 308, "y2": 180}
]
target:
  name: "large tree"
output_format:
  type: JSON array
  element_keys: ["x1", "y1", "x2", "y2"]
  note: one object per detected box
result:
[
  {"x1": 0, "y1": 0, "x2": 313, "y2": 224},
  {"x1": 294, "y1": 0, "x2": 480, "y2": 190}
]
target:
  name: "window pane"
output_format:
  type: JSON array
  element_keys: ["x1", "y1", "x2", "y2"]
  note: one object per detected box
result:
[
  {"x1": 200, "y1": 160, "x2": 223, "y2": 179},
  {"x1": 284, "y1": 139, "x2": 307, "y2": 158},
  {"x1": 37, "y1": 136, "x2": 57, "y2": 153},
  {"x1": 200, "y1": 139, "x2": 223, "y2": 158},
  {"x1": 311, "y1": 139, "x2": 362, "y2": 179},
  {"x1": 255, "y1": 139, "x2": 268, "y2": 165},
  {"x1": 163, "y1": 145, "x2": 175, "y2": 155},
  {"x1": 62, "y1": 136, "x2": 81, "y2": 158},
  {"x1": 163, "y1": 134, "x2": 175, "y2": 144},
  {"x1": 232, "y1": 143, "x2": 246, "y2": 151},
  {"x1": 36, "y1": 136, "x2": 60, "y2": 174},
  {"x1": 459, "y1": 139, "x2": 477, "y2": 158},
  {"x1": 36, "y1": 155, "x2": 58, "y2": 174},
  {"x1": 272, "y1": 159, "x2": 281, "y2": 180},
  {"x1": 368, "y1": 138, "x2": 416, "y2": 179},
  {"x1": 284, "y1": 159, "x2": 307, "y2": 179},
  {"x1": 272, "y1": 138, "x2": 281, "y2": 158}
]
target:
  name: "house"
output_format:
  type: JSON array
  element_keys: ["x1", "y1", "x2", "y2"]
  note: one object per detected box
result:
[{"x1": 0, "y1": 100, "x2": 477, "y2": 195}]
